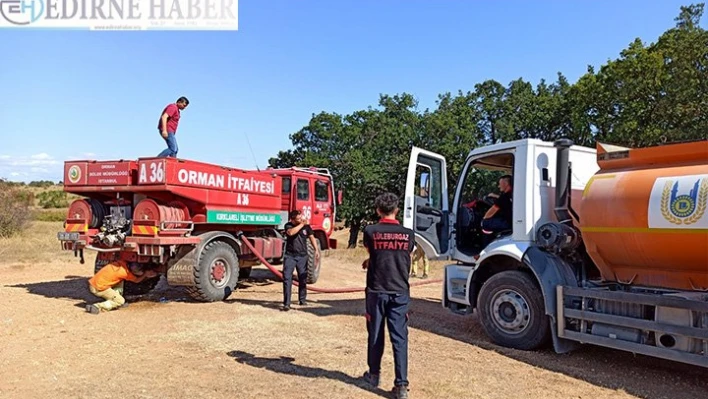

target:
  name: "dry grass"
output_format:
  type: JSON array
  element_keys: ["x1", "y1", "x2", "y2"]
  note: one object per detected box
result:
[
  {"x1": 34, "y1": 209, "x2": 69, "y2": 222},
  {"x1": 0, "y1": 221, "x2": 84, "y2": 266}
]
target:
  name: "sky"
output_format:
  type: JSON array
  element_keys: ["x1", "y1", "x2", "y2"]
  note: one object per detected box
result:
[{"x1": 0, "y1": 0, "x2": 702, "y2": 182}]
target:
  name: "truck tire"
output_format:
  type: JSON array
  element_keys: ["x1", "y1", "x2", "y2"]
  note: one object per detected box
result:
[
  {"x1": 187, "y1": 241, "x2": 239, "y2": 302},
  {"x1": 306, "y1": 239, "x2": 321, "y2": 284},
  {"x1": 93, "y1": 254, "x2": 159, "y2": 296},
  {"x1": 477, "y1": 270, "x2": 550, "y2": 350}
]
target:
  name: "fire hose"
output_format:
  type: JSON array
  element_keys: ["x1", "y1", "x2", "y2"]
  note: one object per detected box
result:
[{"x1": 236, "y1": 232, "x2": 442, "y2": 294}]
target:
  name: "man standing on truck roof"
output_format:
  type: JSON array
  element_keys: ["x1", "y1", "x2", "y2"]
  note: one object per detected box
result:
[
  {"x1": 156, "y1": 96, "x2": 189, "y2": 158},
  {"x1": 360, "y1": 192, "x2": 415, "y2": 399},
  {"x1": 281, "y1": 210, "x2": 320, "y2": 311},
  {"x1": 481, "y1": 174, "x2": 513, "y2": 236},
  {"x1": 86, "y1": 260, "x2": 158, "y2": 314}
]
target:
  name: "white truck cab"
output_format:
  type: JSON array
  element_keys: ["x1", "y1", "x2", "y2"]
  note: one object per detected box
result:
[
  {"x1": 404, "y1": 139, "x2": 599, "y2": 349},
  {"x1": 404, "y1": 138, "x2": 708, "y2": 368}
]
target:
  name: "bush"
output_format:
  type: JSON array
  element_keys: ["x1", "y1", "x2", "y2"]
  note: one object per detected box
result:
[
  {"x1": 28, "y1": 180, "x2": 57, "y2": 188},
  {"x1": 13, "y1": 190, "x2": 35, "y2": 206},
  {"x1": 35, "y1": 209, "x2": 68, "y2": 222},
  {"x1": 1, "y1": 180, "x2": 25, "y2": 188},
  {"x1": 37, "y1": 190, "x2": 69, "y2": 209},
  {"x1": 0, "y1": 181, "x2": 33, "y2": 238}
]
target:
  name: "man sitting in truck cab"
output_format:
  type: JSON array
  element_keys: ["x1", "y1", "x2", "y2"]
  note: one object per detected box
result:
[{"x1": 480, "y1": 175, "x2": 513, "y2": 237}]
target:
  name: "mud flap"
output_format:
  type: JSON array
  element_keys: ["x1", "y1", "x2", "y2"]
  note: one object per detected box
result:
[{"x1": 521, "y1": 246, "x2": 581, "y2": 354}]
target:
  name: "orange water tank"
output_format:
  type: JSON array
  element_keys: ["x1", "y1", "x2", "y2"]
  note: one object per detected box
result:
[{"x1": 579, "y1": 140, "x2": 708, "y2": 291}]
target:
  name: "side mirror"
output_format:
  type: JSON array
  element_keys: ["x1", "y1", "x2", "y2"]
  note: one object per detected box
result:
[
  {"x1": 337, "y1": 190, "x2": 343, "y2": 205},
  {"x1": 418, "y1": 172, "x2": 430, "y2": 198}
]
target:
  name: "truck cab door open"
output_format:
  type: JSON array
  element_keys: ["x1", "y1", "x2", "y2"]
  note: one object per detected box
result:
[{"x1": 404, "y1": 147, "x2": 450, "y2": 259}]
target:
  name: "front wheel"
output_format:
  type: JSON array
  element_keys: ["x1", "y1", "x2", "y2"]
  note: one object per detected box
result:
[
  {"x1": 477, "y1": 270, "x2": 550, "y2": 350},
  {"x1": 306, "y1": 239, "x2": 322, "y2": 284}
]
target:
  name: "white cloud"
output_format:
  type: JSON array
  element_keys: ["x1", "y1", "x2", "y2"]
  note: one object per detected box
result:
[
  {"x1": 2, "y1": 153, "x2": 61, "y2": 167},
  {"x1": 30, "y1": 153, "x2": 52, "y2": 160},
  {"x1": 1, "y1": 152, "x2": 107, "y2": 182},
  {"x1": 0, "y1": 154, "x2": 62, "y2": 182}
]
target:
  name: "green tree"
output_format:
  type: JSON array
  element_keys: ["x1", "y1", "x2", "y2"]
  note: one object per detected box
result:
[
  {"x1": 472, "y1": 79, "x2": 511, "y2": 145},
  {"x1": 420, "y1": 91, "x2": 481, "y2": 193},
  {"x1": 571, "y1": 3, "x2": 707, "y2": 146},
  {"x1": 269, "y1": 94, "x2": 423, "y2": 247}
]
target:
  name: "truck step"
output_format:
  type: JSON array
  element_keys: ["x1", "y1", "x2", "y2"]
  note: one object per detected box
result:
[{"x1": 450, "y1": 277, "x2": 467, "y2": 286}]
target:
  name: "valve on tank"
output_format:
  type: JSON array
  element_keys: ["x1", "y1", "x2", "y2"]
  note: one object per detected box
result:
[
  {"x1": 536, "y1": 222, "x2": 581, "y2": 254},
  {"x1": 95, "y1": 212, "x2": 131, "y2": 247},
  {"x1": 92, "y1": 201, "x2": 133, "y2": 247}
]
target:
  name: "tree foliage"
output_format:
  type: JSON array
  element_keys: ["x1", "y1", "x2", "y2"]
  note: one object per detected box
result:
[{"x1": 269, "y1": 4, "x2": 707, "y2": 239}]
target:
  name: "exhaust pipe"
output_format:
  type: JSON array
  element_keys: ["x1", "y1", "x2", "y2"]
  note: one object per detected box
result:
[{"x1": 554, "y1": 138, "x2": 573, "y2": 224}]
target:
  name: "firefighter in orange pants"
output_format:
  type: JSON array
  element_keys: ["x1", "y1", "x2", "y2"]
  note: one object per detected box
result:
[
  {"x1": 410, "y1": 246, "x2": 429, "y2": 278},
  {"x1": 86, "y1": 260, "x2": 158, "y2": 314}
]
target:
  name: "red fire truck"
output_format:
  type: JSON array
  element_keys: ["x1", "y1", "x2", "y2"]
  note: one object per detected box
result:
[{"x1": 57, "y1": 156, "x2": 341, "y2": 302}]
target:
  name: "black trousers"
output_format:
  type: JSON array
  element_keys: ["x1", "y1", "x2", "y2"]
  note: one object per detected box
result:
[
  {"x1": 282, "y1": 254, "x2": 307, "y2": 306},
  {"x1": 365, "y1": 290, "x2": 410, "y2": 387}
]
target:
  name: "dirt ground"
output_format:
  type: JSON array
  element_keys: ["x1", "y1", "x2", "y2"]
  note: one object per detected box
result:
[{"x1": 1, "y1": 223, "x2": 707, "y2": 399}]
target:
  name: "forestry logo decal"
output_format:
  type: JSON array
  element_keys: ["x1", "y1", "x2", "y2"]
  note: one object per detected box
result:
[
  {"x1": 648, "y1": 174, "x2": 708, "y2": 228},
  {"x1": 68, "y1": 165, "x2": 82, "y2": 184}
]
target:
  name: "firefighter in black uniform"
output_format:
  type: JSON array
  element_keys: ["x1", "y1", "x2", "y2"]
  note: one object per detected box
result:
[
  {"x1": 281, "y1": 209, "x2": 320, "y2": 311},
  {"x1": 360, "y1": 192, "x2": 415, "y2": 399}
]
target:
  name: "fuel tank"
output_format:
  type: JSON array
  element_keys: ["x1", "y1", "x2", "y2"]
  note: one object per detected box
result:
[{"x1": 579, "y1": 140, "x2": 708, "y2": 291}]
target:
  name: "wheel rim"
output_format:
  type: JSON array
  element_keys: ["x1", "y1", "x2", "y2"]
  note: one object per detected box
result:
[
  {"x1": 210, "y1": 257, "x2": 229, "y2": 288},
  {"x1": 489, "y1": 289, "x2": 531, "y2": 335}
]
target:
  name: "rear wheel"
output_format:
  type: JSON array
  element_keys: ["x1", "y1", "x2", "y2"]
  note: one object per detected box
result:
[
  {"x1": 306, "y1": 239, "x2": 322, "y2": 284},
  {"x1": 477, "y1": 270, "x2": 550, "y2": 350},
  {"x1": 93, "y1": 253, "x2": 159, "y2": 296},
  {"x1": 186, "y1": 241, "x2": 239, "y2": 302}
]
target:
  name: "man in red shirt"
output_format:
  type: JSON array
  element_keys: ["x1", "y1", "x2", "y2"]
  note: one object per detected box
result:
[{"x1": 157, "y1": 96, "x2": 189, "y2": 158}]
